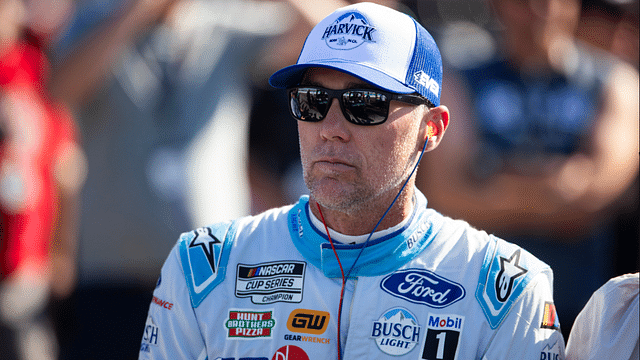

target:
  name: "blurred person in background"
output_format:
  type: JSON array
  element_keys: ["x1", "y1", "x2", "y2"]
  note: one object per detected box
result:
[
  {"x1": 577, "y1": 0, "x2": 639, "y2": 69},
  {"x1": 0, "y1": 0, "x2": 87, "y2": 359},
  {"x1": 415, "y1": 0, "x2": 639, "y2": 340},
  {"x1": 576, "y1": 0, "x2": 640, "y2": 278},
  {"x1": 43, "y1": 0, "x2": 291, "y2": 358}
]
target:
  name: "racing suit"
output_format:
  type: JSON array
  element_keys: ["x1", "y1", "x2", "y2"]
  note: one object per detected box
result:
[{"x1": 140, "y1": 189, "x2": 565, "y2": 359}]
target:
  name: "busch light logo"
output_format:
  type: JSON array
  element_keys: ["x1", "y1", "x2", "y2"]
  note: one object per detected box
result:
[
  {"x1": 321, "y1": 11, "x2": 376, "y2": 50},
  {"x1": 371, "y1": 308, "x2": 421, "y2": 356},
  {"x1": 380, "y1": 269, "x2": 465, "y2": 308}
]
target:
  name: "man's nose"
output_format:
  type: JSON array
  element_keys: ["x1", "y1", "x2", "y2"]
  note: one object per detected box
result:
[{"x1": 319, "y1": 98, "x2": 350, "y2": 142}]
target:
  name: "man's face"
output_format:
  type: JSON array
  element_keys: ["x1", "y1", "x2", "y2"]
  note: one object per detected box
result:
[{"x1": 298, "y1": 68, "x2": 426, "y2": 214}]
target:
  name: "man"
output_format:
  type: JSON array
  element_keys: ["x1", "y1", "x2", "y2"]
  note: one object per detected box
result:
[
  {"x1": 140, "y1": 3, "x2": 565, "y2": 359},
  {"x1": 565, "y1": 272, "x2": 639, "y2": 360}
]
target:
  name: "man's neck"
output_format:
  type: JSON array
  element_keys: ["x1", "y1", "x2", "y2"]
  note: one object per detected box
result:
[{"x1": 309, "y1": 188, "x2": 416, "y2": 236}]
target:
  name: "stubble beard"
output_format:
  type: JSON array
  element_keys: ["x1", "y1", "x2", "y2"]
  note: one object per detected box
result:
[{"x1": 302, "y1": 151, "x2": 413, "y2": 217}]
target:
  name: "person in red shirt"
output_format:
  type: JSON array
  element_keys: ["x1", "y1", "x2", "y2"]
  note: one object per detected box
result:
[{"x1": 0, "y1": 0, "x2": 86, "y2": 358}]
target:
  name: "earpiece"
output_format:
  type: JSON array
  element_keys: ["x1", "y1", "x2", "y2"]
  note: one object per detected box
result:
[{"x1": 427, "y1": 123, "x2": 438, "y2": 138}]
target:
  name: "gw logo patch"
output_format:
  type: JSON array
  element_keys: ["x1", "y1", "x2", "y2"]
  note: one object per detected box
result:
[
  {"x1": 235, "y1": 261, "x2": 306, "y2": 304},
  {"x1": 287, "y1": 309, "x2": 330, "y2": 335}
]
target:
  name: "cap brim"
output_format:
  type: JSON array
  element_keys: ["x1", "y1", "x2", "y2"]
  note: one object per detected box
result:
[{"x1": 269, "y1": 62, "x2": 417, "y2": 95}]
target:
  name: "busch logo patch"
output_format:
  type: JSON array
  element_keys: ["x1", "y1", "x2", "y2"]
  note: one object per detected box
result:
[
  {"x1": 421, "y1": 314, "x2": 464, "y2": 360},
  {"x1": 321, "y1": 11, "x2": 376, "y2": 50},
  {"x1": 236, "y1": 261, "x2": 306, "y2": 304},
  {"x1": 371, "y1": 308, "x2": 421, "y2": 356},
  {"x1": 380, "y1": 269, "x2": 465, "y2": 308},
  {"x1": 225, "y1": 310, "x2": 276, "y2": 339}
]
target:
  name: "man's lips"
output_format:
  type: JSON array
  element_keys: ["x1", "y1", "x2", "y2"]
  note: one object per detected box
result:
[{"x1": 313, "y1": 158, "x2": 355, "y2": 172}]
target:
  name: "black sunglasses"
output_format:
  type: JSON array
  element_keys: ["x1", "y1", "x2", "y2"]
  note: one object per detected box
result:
[{"x1": 288, "y1": 86, "x2": 433, "y2": 126}]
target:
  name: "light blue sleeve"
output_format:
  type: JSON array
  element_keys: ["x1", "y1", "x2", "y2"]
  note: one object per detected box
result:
[
  {"x1": 481, "y1": 270, "x2": 566, "y2": 359},
  {"x1": 139, "y1": 238, "x2": 207, "y2": 360}
]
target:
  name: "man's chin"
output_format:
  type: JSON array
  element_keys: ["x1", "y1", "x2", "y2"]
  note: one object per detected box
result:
[{"x1": 309, "y1": 184, "x2": 362, "y2": 213}]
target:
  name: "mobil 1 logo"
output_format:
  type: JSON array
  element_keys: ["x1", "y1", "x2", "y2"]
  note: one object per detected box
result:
[{"x1": 421, "y1": 314, "x2": 464, "y2": 360}]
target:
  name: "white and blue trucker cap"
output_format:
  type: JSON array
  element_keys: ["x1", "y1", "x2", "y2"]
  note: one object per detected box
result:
[{"x1": 269, "y1": 2, "x2": 443, "y2": 106}]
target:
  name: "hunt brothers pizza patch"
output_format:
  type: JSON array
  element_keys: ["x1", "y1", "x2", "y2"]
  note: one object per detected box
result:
[{"x1": 225, "y1": 310, "x2": 276, "y2": 339}]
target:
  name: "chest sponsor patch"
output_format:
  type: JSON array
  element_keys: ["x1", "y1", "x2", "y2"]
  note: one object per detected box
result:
[
  {"x1": 236, "y1": 261, "x2": 306, "y2": 304},
  {"x1": 284, "y1": 309, "x2": 331, "y2": 345},
  {"x1": 225, "y1": 310, "x2": 276, "y2": 339},
  {"x1": 287, "y1": 309, "x2": 330, "y2": 335},
  {"x1": 380, "y1": 269, "x2": 465, "y2": 308},
  {"x1": 271, "y1": 345, "x2": 309, "y2": 360},
  {"x1": 371, "y1": 307, "x2": 422, "y2": 356},
  {"x1": 420, "y1": 314, "x2": 464, "y2": 360}
]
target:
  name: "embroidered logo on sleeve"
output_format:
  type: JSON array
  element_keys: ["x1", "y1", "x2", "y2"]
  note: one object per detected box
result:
[
  {"x1": 540, "y1": 340, "x2": 563, "y2": 360},
  {"x1": 541, "y1": 302, "x2": 560, "y2": 330},
  {"x1": 140, "y1": 315, "x2": 159, "y2": 353},
  {"x1": 495, "y1": 249, "x2": 527, "y2": 302},
  {"x1": 476, "y1": 237, "x2": 544, "y2": 329},
  {"x1": 180, "y1": 221, "x2": 237, "y2": 308},
  {"x1": 189, "y1": 227, "x2": 222, "y2": 275}
]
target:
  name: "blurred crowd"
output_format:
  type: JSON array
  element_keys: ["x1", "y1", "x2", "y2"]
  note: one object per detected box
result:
[{"x1": 0, "y1": 0, "x2": 637, "y2": 359}]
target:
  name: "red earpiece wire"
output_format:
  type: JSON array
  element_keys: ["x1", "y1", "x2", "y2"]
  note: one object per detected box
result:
[{"x1": 316, "y1": 203, "x2": 346, "y2": 359}]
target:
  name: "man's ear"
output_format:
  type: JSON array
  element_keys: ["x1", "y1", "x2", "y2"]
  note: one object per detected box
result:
[{"x1": 424, "y1": 105, "x2": 450, "y2": 151}]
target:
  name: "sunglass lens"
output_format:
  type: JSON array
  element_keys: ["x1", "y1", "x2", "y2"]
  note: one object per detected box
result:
[
  {"x1": 342, "y1": 91, "x2": 389, "y2": 125},
  {"x1": 290, "y1": 88, "x2": 330, "y2": 122}
]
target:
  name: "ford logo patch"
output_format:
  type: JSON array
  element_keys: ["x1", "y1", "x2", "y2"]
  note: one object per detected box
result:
[{"x1": 380, "y1": 269, "x2": 465, "y2": 308}]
